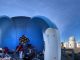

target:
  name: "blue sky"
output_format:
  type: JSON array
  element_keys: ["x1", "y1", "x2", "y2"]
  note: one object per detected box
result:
[{"x1": 0, "y1": 0, "x2": 80, "y2": 42}]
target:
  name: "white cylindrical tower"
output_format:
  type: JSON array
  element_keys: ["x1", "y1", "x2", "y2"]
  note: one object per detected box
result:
[{"x1": 43, "y1": 28, "x2": 61, "y2": 60}]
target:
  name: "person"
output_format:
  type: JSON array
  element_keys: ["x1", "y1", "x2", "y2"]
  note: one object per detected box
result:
[
  {"x1": 3, "y1": 47, "x2": 9, "y2": 54},
  {"x1": 25, "y1": 44, "x2": 35, "y2": 60},
  {"x1": 19, "y1": 51, "x2": 23, "y2": 60}
]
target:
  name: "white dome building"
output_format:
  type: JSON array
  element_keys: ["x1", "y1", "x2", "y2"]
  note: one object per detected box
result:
[{"x1": 68, "y1": 36, "x2": 76, "y2": 49}]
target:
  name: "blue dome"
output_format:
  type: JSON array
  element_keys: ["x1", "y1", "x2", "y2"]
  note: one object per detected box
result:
[{"x1": 0, "y1": 16, "x2": 58, "y2": 52}]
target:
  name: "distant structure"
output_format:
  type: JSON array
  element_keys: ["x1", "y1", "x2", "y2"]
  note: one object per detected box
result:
[
  {"x1": 61, "y1": 36, "x2": 80, "y2": 49},
  {"x1": 68, "y1": 36, "x2": 76, "y2": 49}
]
